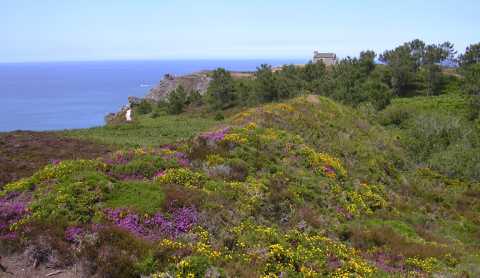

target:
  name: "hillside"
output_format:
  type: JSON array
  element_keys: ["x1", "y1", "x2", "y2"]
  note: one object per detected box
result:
[{"x1": 1, "y1": 95, "x2": 478, "y2": 277}]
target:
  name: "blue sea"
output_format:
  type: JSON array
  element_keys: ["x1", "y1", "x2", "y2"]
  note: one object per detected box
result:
[{"x1": 0, "y1": 59, "x2": 304, "y2": 132}]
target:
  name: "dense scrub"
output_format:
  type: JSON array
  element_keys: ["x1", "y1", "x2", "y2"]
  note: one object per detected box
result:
[
  {"x1": 2, "y1": 96, "x2": 479, "y2": 277},
  {"x1": 379, "y1": 94, "x2": 480, "y2": 180}
]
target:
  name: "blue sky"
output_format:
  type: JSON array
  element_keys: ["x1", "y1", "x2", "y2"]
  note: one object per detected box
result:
[{"x1": 1, "y1": 0, "x2": 479, "y2": 62}]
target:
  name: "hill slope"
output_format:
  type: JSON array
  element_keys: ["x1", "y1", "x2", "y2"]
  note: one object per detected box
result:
[{"x1": 1, "y1": 96, "x2": 479, "y2": 277}]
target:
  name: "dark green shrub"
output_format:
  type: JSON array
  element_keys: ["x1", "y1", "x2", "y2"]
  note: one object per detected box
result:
[
  {"x1": 110, "y1": 155, "x2": 175, "y2": 179},
  {"x1": 214, "y1": 112, "x2": 224, "y2": 121},
  {"x1": 135, "y1": 254, "x2": 158, "y2": 276},
  {"x1": 167, "y1": 86, "x2": 187, "y2": 114},
  {"x1": 187, "y1": 90, "x2": 203, "y2": 106},
  {"x1": 135, "y1": 100, "x2": 153, "y2": 115},
  {"x1": 151, "y1": 111, "x2": 160, "y2": 118},
  {"x1": 206, "y1": 68, "x2": 236, "y2": 110},
  {"x1": 360, "y1": 78, "x2": 394, "y2": 110}
]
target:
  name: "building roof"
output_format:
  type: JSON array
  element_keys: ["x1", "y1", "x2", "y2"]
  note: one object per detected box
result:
[{"x1": 314, "y1": 52, "x2": 336, "y2": 59}]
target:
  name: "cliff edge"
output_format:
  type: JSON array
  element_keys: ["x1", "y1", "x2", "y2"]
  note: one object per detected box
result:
[{"x1": 145, "y1": 72, "x2": 212, "y2": 102}]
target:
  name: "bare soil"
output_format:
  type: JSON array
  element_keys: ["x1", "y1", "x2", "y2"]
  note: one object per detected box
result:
[
  {"x1": 0, "y1": 131, "x2": 113, "y2": 188},
  {"x1": 1, "y1": 254, "x2": 80, "y2": 278}
]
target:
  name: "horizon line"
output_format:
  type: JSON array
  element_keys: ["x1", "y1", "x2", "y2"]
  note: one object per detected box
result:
[{"x1": 0, "y1": 56, "x2": 315, "y2": 65}]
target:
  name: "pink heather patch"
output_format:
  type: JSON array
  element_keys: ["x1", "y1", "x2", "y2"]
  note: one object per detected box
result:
[
  {"x1": 65, "y1": 226, "x2": 84, "y2": 242},
  {"x1": 50, "y1": 159, "x2": 62, "y2": 165},
  {"x1": 366, "y1": 251, "x2": 406, "y2": 273},
  {"x1": 160, "y1": 151, "x2": 191, "y2": 167},
  {"x1": 105, "y1": 151, "x2": 135, "y2": 165},
  {"x1": 323, "y1": 165, "x2": 335, "y2": 175},
  {"x1": 104, "y1": 206, "x2": 198, "y2": 240},
  {"x1": 200, "y1": 127, "x2": 230, "y2": 143},
  {"x1": 154, "y1": 170, "x2": 166, "y2": 178},
  {"x1": 0, "y1": 192, "x2": 29, "y2": 240}
]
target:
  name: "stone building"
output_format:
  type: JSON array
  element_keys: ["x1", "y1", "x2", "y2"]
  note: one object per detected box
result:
[{"x1": 313, "y1": 52, "x2": 337, "y2": 65}]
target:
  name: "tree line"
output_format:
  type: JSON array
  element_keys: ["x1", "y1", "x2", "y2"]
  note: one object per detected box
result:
[{"x1": 162, "y1": 40, "x2": 480, "y2": 118}]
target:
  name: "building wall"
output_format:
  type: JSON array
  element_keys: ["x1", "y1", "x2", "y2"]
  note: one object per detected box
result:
[{"x1": 313, "y1": 57, "x2": 336, "y2": 65}]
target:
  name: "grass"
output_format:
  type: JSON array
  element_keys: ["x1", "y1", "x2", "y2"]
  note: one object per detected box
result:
[
  {"x1": 61, "y1": 113, "x2": 221, "y2": 148},
  {"x1": 380, "y1": 94, "x2": 471, "y2": 123},
  {"x1": 105, "y1": 180, "x2": 165, "y2": 214}
]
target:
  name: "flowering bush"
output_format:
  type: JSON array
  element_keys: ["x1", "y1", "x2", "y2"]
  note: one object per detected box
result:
[
  {"x1": 65, "y1": 226, "x2": 85, "y2": 243},
  {"x1": 155, "y1": 168, "x2": 205, "y2": 188},
  {"x1": 27, "y1": 170, "x2": 111, "y2": 224},
  {"x1": 199, "y1": 127, "x2": 230, "y2": 146},
  {"x1": 0, "y1": 192, "x2": 28, "y2": 239},
  {"x1": 229, "y1": 222, "x2": 376, "y2": 277},
  {"x1": 104, "y1": 206, "x2": 198, "y2": 240},
  {"x1": 104, "y1": 150, "x2": 137, "y2": 165},
  {"x1": 2, "y1": 159, "x2": 107, "y2": 195},
  {"x1": 339, "y1": 183, "x2": 388, "y2": 217},
  {"x1": 222, "y1": 133, "x2": 248, "y2": 145},
  {"x1": 299, "y1": 145, "x2": 346, "y2": 179},
  {"x1": 205, "y1": 154, "x2": 225, "y2": 166},
  {"x1": 405, "y1": 257, "x2": 439, "y2": 273},
  {"x1": 159, "y1": 149, "x2": 191, "y2": 167},
  {"x1": 4, "y1": 97, "x2": 477, "y2": 276}
]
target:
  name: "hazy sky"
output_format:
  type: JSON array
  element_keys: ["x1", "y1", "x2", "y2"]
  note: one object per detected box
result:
[{"x1": 1, "y1": 0, "x2": 479, "y2": 62}]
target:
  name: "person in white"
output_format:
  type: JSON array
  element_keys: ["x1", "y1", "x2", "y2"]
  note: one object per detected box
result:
[{"x1": 125, "y1": 109, "x2": 132, "y2": 122}]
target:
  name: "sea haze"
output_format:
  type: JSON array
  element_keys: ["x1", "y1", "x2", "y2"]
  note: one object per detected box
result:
[{"x1": 0, "y1": 59, "x2": 303, "y2": 132}]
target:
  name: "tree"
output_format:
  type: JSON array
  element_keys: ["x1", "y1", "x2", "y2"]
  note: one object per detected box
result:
[
  {"x1": 235, "y1": 78, "x2": 257, "y2": 106},
  {"x1": 360, "y1": 78, "x2": 394, "y2": 110},
  {"x1": 167, "y1": 85, "x2": 187, "y2": 114},
  {"x1": 206, "y1": 68, "x2": 236, "y2": 110},
  {"x1": 459, "y1": 42, "x2": 480, "y2": 68},
  {"x1": 302, "y1": 61, "x2": 327, "y2": 82},
  {"x1": 380, "y1": 43, "x2": 418, "y2": 96},
  {"x1": 439, "y1": 41, "x2": 457, "y2": 65},
  {"x1": 380, "y1": 40, "x2": 455, "y2": 96},
  {"x1": 463, "y1": 63, "x2": 480, "y2": 119},
  {"x1": 276, "y1": 64, "x2": 305, "y2": 97},
  {"x1": 407, "y1": 39, "x2": 426, "y2": 68},
  {"x1": 359, "y1": 50, "x2": 377, "y2": 76},
  {"x1": 255, "y1": 64, "x2": 278, "y2": 102},
  {"x1": 421, "y1": 42, "x2": 456, "y2": 95},
  {"x1": 464, "y1": 63, "x2": 480, "y2": 96},
  {"x1": 421, "y1": 64, "x2": 443, "y2": 96},
  {"x1": 329, "y1": 57, "x2": 364, "y2": 105},
  {"x1": 186, "y1": 90, "x2": 203, "y2": 106}
]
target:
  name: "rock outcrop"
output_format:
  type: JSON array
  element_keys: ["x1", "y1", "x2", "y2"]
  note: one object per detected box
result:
[
  {"x1": 145, "y1": 72, "x2": 212, "y2": 102},
  {"x1": 106, "y1": 71, "x2": 213, "y2": 125}
]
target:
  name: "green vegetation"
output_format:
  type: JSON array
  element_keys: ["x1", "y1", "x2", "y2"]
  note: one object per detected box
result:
[
  {"x1": 62, "y1": 113, "x2": 220, "y2": 148},
  {"x1": 167, "y1": 85, "x2": 188, "y2": 114},
  {"x1": 135, "y1": 100, "x2": 154, "y2": 115},
  {"x1": 206, "y1": 68, "x2": 237, "y2": 110},
  {"x1": 2, "y1": 39, "x2": 480, "y2": 277},
  {"x1": 105, "y1": 180, "x2": 165, "y2": 214}
]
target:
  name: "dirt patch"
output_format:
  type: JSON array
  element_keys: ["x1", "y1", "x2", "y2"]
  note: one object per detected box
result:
[
  {"x1": 0, "y1": 131, "x2": 113, "y2": 188},
  {"x1": 306, "y1": 95, "x2": 320, "y2": 104},
  {"x1": 1, "y1": 254, "x2": 80, "y2": 278}
]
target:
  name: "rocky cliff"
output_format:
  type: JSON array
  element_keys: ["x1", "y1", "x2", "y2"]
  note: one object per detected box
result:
[
  {"x1": 105, "y1": 72, "x2": 213, "y2": 124},
  {"x1": 145, "y1": 72, "x2": 212, "y2": 102}
]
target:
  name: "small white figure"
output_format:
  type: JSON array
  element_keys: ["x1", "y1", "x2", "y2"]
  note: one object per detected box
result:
[{"x1": 126, "y1": 109, "x2": 132, "y2": 122}]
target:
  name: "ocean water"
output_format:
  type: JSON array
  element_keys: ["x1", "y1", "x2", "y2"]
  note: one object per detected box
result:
[{"x1": 0, "y1": 59, "x2": 303, "y2": 132}]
